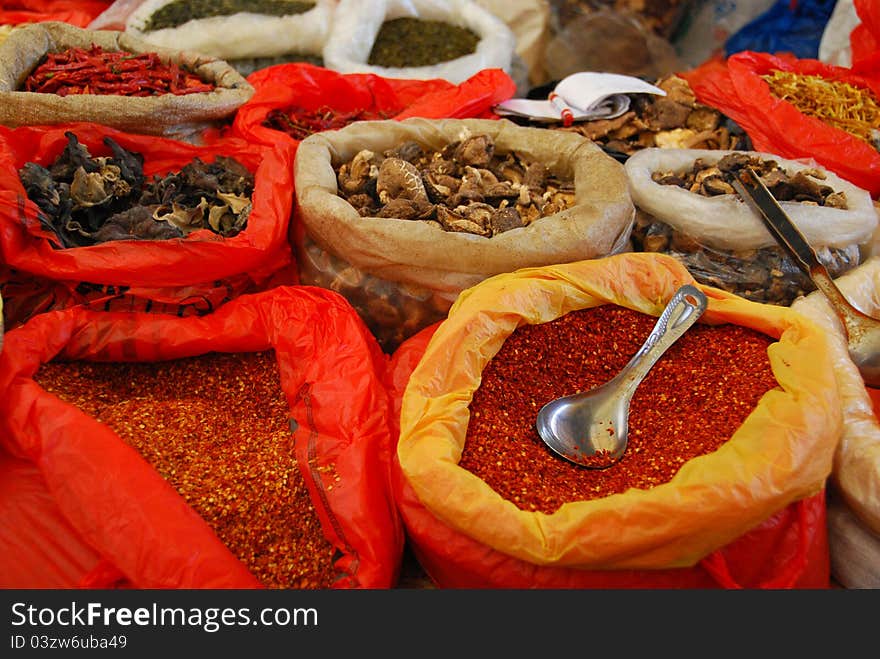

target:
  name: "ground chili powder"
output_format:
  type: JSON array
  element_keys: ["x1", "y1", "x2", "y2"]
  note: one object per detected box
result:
[
  {"x1": 34, "y1": 350, "x2": 338, "y2": 589},
  {"x1": 458, "y1": 303, "x2": 780, "y2": 514}
]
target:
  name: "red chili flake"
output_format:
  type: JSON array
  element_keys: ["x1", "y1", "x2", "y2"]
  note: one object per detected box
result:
[
  {"x1": 23, "y1": 44, "x2": 215, "y2": 97},
  {"x1": 458, "y1": 304, "x2": 779, "y2": 514},
  {"x1": 33, "y1": 350, "x2": 337, "y2": 589},
  {"x1": 262, "y1": 105, "x2": 399, "y2": 140}
]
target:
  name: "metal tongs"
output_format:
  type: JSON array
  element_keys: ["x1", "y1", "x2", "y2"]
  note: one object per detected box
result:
[{"x1": 729, "y1": 166, "x2": 880, "y2": 387}]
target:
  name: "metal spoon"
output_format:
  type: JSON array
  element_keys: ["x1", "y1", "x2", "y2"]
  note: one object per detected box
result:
[
  {"x1": 729, "y1": 167, "x2": 880, "y2": 388},
  {"x1": 535, "y1": 285, "x2": 708, "y2": 468}
]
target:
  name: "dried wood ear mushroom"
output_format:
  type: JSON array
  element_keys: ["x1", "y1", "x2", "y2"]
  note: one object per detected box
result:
[{"x1": 334, "y1": 133, "x2": 575, "y2": 237}]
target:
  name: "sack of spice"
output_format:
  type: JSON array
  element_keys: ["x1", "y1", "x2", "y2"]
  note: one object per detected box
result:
[
  {"x1": 0, "y1": 21, "x2": 253, "y2": 141},
  {"x1": 789, "y1": 257, "x2": 880, "y2": 588},
  {"x1": 390, "y1": 252, "x2": 840, "y2": 587},
  {"x1": 322, "y1": 0, "x2": 516, "y2": 85},
  {"x1": 231, "y1": 63, "x2": 516, "y2": 155},
  {"x1": 625, "y1": 148, "x2": 878, "y2": 307},
  {"x1": 293, "y1": 116, "x2": 635, "y2": 352},
  {"x1": 120, "y1": 0, "x2": 335, "y2": 76},
  {"x1": 0, "y1": 285, "x2": 400, "y2": 589},
  {"x1": 0, "y1": 122, "x2": 294, "y2": 328}
]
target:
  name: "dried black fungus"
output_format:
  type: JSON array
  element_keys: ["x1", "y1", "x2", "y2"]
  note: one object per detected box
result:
[{"x1": 18, "y1": 132, "x2": 254, "y2": 248}]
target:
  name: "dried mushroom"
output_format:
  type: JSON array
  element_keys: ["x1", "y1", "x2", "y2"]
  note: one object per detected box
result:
[
  {"x1": 18, "y1": 132, "x2": 254, "y2": 248},
  {"x1": 335, "y1": 132, "x2": 575, "y2": 237},
  {"x1": 651, "y1": 153, "x2": 848, "y2": 209},
  {"x1": 631, "y1": 210, "x2": 859, "y2": 307},
  {"x1": 552, "y1": 75, "x2": 752, "y2": 157}
]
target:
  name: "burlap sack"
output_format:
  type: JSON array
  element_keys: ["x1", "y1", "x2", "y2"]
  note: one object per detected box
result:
[
  {"x1": 0, "y1": 21, "x2": 253, "y2": 141},
  {"x1": 294, "y1": 117, "x2": 635, "y2": 350}
]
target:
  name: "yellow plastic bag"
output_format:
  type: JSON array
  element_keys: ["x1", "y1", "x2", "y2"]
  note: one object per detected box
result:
[{"x1": 397, "y1": 252, "x2": 842, "y2": 570}]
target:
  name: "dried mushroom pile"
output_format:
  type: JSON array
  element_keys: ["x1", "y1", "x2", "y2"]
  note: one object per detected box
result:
[
  {"x1": 652, "y1": 152, "x2": 849, "y2": 208},
  {"x1": 19, "y1": 132, "x2": 253, "y2": 248},
  {"x1": 633, "y1": 153, "x2": 857, "y2": 305},
  {"x1": 336, "y1": 133, "x2": 574, "y2": 237},
  {"x1": 560, "y1": 75, "x2": 751, "y2": 156}
]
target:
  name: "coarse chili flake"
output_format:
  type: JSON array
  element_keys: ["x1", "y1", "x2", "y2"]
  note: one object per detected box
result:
[
  {"x1": 262, "y1": 105, "x2": 398, "y2": 140},
  {"x1": 33, "y1": 350, "x2": 338, "y2": 589},
  {"x1": 458, "y1": 303, "x2": 779, "y2": 514},
  {"x1": 23, "y1": 44, "x2": 215, "y2": 97}
]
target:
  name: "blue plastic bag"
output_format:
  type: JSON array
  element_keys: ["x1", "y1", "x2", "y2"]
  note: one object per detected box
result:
[{"x1": 725, "y1": 0, "x2": 839, "y2": 59}]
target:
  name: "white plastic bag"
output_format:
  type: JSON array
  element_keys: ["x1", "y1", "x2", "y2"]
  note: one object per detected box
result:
[
  {"x1": 625, "y1": 148, "x2": 878, "y2": 251},
  {"x1": 322, "y1": 0, "x2": 516, "y2": 84},
  {"x1": 124, "y1": 0, "x2": 335, "y2": 61}
]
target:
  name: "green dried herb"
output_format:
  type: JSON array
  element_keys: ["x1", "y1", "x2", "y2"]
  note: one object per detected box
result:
[
  {"x1": 367, "y1": 17, "x2": 479, "y2": 68},
  {"x1": 143, "y1": 0, "x2": 314, "y2": 32}
]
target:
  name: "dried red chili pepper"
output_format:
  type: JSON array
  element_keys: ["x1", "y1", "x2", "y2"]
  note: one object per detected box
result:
[
  {"x1": 459, "y1": 304, "x2": 779, "y2": 514},
  {"x1": 23, "y1": 44, "x2": 214, "y2": 97},
  {"x1": 262, "y1": 105, "x2": 398, "y2": 140},
  {"x1": 33, "y1": 350, "x2": 337, "y2": 589}
]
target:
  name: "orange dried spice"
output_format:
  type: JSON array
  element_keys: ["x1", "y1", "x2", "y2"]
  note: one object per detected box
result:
[
  {"x1": 459, "y1": 304, "x2": 779, "y2": 514},
  {"x1": 34, "y1": 350, "x2": 338, "y2": 589},
  {"x1": 762, "y1": 70, "x2": 880, "y2": 146}
]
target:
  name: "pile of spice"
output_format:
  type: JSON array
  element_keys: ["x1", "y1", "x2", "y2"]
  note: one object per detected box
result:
[
  {"x1": 22, "y1": 45, "x2": 214, "y2": 97},
  {"x1": 459, "y1": 303, "x2": 779, "y2": 514},
  {"x1": 141, "y1": 0, "x2": 315, "y2": 31},
  {"x1": 762, "y1": 70, "x2": 880, "y2": 151},
  {"x1": 18, "y1": 131, "x2": 253, "y2": 248},
  {"x1": 33, "y1": 350, "x2": 338, "y2": 589},
  {"x1": 367, "y1": 17, "x2": 479, "y2": 68},
  {"x1": 335, "y1": 133, "x2": 574, "y2": 236},
  {"x1": 263, "y1": 105, "x2": 397, "y2": 141}
]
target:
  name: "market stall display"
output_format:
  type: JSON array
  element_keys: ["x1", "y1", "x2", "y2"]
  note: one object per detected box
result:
[
  {"x1": 2, "y1": 0, "x2": 877, "y2": 592},
  {"x1": 0, "y1": 286, "x2": 400, "y2": 588},
  {"x1": 0, "y1": 122, "x2": 293, "y2": 329},
  {"x1": 0, "y1": 21, "x2": 253, "y2": 140},
  {"x1": 293, "y1": 116, "x2": 635, "y2": 351}
]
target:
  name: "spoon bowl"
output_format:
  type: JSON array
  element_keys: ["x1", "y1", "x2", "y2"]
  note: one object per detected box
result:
[{"x1": 536, "y1": 285, "x2": 708, "y2": 468}]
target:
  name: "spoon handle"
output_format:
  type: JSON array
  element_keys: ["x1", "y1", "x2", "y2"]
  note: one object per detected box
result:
[{"x1": 611, "y1": 285, "x2": 708, "y2": 399}]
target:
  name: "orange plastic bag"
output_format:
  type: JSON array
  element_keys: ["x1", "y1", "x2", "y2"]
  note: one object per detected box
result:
[
  {"x1": 0, "y1": 122, "x2": 294, "y2": 325},
  {"x1": 0, "y1": 285, "x2": 400, "y2": 588},
  {"x1": 388, "y1": 253, "x2": 839, "y2": 587},
  {"x1": 231, "y1": 63, "x2": 516, "y2": 154},
  {"x1": 680, "y1": 50, "x2": 880, "y2": 197}
]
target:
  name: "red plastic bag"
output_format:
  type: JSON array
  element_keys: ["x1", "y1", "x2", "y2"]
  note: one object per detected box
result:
[
  {"x1": 852, "y1": 0, "x2": 880, "y2": 69},
  {"x1": 0, "y1": 1, "x2": 110, "y2": 27},
  {"x1": 231, "y1": 63, "x2": 517, "y2": 154},
  {"x1": 680, "y1": 51, "x2": 880, "y2": 198},
  {"x1": 0, "y1": 122, "x2": 294, "y2": 325},
  {"x1": 387, "y1": 323, "x2": 830, "y2": 589},
  {"x1": 0, "y1": 285, "x2": 400, "y2": 589}
]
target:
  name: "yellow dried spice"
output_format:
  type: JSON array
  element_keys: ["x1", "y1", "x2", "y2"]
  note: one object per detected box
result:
[{"x1": 762, "y1": 70, "x2": 880, "y2": 146}]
